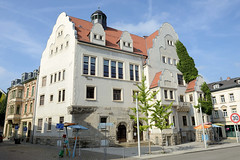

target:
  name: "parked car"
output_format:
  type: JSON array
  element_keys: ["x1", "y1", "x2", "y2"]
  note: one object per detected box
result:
[{"x1": 0, "y1": 132, "x2": 3, "y2": 142}]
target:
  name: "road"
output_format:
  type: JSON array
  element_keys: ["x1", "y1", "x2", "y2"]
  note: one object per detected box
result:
[{"x1": 149, "y1": 145, "x2": 240, "y2": 160}]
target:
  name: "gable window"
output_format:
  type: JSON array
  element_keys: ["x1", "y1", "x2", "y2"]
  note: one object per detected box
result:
[
  {"x1": 229, "y1": 93, "x2": 235, "y2": 102},
  {"x1": 58, "y1": 72, "x2": 61, "y2": 81},
  {"x1": 177, "y1": 74, "x2": 184, "y2": 85},
  {"x1": 182, "y1": 116, "x2": 187, "y2": 126},
  {"x1": 111, "y1": 61, "x2": 116, "y2": 78},
  {"x1": 40, "y1": 95, "x2": 45, "y2": 106},
  {"x1": 54, "y1": 73, "x2": 57, "y2": 82},
  {"x1": 220, "y1": 95, "x2": 225, "y2": 103},
  {"x1": 50, "y1": 75, "x2": 53, "y2": 84},
  {"x1": 37, "y1": 119, "x2": 43, "y2": 131},
  {"x1": 223, "y1": 109, "x2": 228, "y2": 117},
  {"x1": 162, "y1": 56, "x2": 166, "y2": 63},
  {"x1": 104, "y1": 59, "x2": 109, "y2": 77},
  {"x1": 42, "y1": 76, "x2": 47, "y2": 87},
  {"x1": 83, "y1": 56, "x2": 96, "y2": 76},
  {"x1": 62, "y1": 70, "x2": 65, "y2": 80},
  {"x1": 173, "y1": 59, "x2": 177, "y2": 66},
  {"x1": 164, "y1": 90, "x2": 168, "y2": 99},
  {"x1": 50, "y1": 95, "x2": 53, "y2": 102},
  {"x1": 214, "y1": 110, "x2": 219, "y2": 118},
  {"x1": 113, "y1": 89, "x2": 122, "y2": 101},
  {"x1": 168, "y1": 58, "x2": 172, "y2": 64},
  {"x1": 86, "y1": 86, "x2": 95, "y2": 100}
]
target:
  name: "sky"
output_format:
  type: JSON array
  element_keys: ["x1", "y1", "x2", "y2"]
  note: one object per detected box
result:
[{"x1": 0, "y1": 0, "x2": 240, "y2": 92}]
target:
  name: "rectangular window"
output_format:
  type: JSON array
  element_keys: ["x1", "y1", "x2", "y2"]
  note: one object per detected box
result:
[
  {"x1": 232, "y1": 108, "x2": 237, "y2": 113},
  {"x1": 230, "y1": 93, "x2": 235, "y2": 102},
  {"x1": 182, "y1": 116, "x2": 187, "y2": 126},
  {"x1": 118, "y1": 62, "x2": 123, "y2": 79},
  {"x1": 173, "y1": 59, "x2": 177, "y2": 66},
  {"x1": 189, "y1": 94, "x2": 193, "y2": 102},
  {"x1": 30, "y1": 103, "x2": 33, "y2": 113},
  {"x1": 180, "y1": 95, "x2": 184, "y2": 102},
  {"x1": 26, "y1": 88, "x2": 29, "y2": 98},
  {"x1": 40, "y1": 95, "x2": 45, "y2": 106},
  {"x1": 212, "y1": 96, "x2": 216, "y2": 104},
  {"x1": 42, "y1": 76, "x2": 47, "y2": 87},
  {"x1": 170, "y1": 90, "x2": 174, "y2": 99},
  {"x1": 191, "y1": 117, "x2": 195, "y2": 126},
  {"x1": 111, "y1": 61, "x2": 116, "y2": 78},
  {"x1": 58, "y1": 90, "x2": 61, "y2": 102},
  {"x1": 31, "y1": 86, "x2": 35, "y2": 96},
  {"x1": 58, "y1": 72, "x2": 61, "y2": 81},
  {"x1": 162, "y1": 56, "x2": 166, "y2": 63},
  {"x1": 100, "y1": 117, "x2": 107, "y2": 123},
  {"x1": 113, "y1": 89, "x2": 122, "y2": 101},
  {"x1": 54, "y1": 73, "x2": 57, "y2": 82},
  {"x1": 16, "y1": 106, "x2": 20, "y2": 114},
  {"x1": 83, "y1": 56, "x2": 89, "y2": 74},
  {"x1": 37, "y1": 119, "x2": 43, "y2": 130},
  {"x1": 90, "y1": 57, "x2": 96, "y2": 75},
  {"x1": 50, "y1": 95, "x2": 53, "y2": 102},
  {"x1": 86, "y1": 86, "x2": 95, "y2": 99},
  {"x1": 214, "y1": 110, "x2": 219, "y2": 118},
  {"x1": 62, "y1": 70, "x2": 65, "y2": 80},
  {"x1": 130, "y1": 64, "x2": 134, "y2": 80},
  {"x1": 48, "y1": 118, "x2": 52, "y2": 131},
  {"x1": 173, "y1": 116, "x2": 175, "y2": 127},
  {"x1": 177, "y1": 74, "x2": 184, "y2": 85},
  {"x1": 24, "y1": 104, "x2": 27, "y2": 114},
  {"x1": 135, "y1": 65, "x2": 139, "y2": 81},
  {"x1": 223, "y1": 109, "x2": 228, "y2": 117},
  {"x1": 104, "y1": 59, "x2": 109, "y2": 77},
  {"x1": 221, "y1": 95, "x2": 225, "y2": 103},
  {"x1": 168, "y1": 58, "x2": 171, "y2": 64},
  {"x1": 50, "y1": 75, "x2": 53, "y2": 84},
  {"x1": 62, "y1": 89, "x2": 65, "y2": 102},
  {"x1": 164, "y1": 90, "x2": 168, "y2": 99}
]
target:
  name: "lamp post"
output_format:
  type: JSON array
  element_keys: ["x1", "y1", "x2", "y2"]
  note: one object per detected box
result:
[
  {"x1": 136, "y1": 94, "x2": 141, "y2": 157},
  {"x1": 199, "y1": 104, "x2": 207, "y2": 148}
]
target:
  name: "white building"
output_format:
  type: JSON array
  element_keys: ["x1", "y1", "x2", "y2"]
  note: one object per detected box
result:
[
  {"x1": 208, "y1": 77, "x2": 240, "y2": 138},
  {"x1": 33, "y1": 10, "x2": 207, "y2": 146}
]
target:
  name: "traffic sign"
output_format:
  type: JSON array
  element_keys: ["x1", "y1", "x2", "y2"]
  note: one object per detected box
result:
[
  {"x1": 56, "y1": 123, "x2": 64, "y2": 129},
  {"x1": 230, "y1": 113, "x2": 240, "y2": 123}
]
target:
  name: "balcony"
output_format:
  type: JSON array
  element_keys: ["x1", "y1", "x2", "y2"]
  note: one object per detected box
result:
[
  {"x1": 177, "y1": 102, "x2": 191, "y2": 112},
  {"x1": 67, "y1": 105, "x2": 97, "y2": 114},
  {"x1": 6, "y1": 114, "x2": 21, "y2": 124}
]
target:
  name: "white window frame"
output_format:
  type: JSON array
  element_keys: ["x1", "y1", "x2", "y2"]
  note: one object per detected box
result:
[
  {"x1": 229, "y1": 93, "x2": 235, "y2": 102},
  {"x1": 220, "y1": 95, "x2": 225, "y2": 103},
  {"x1": 83, "y1": 55, "x2": 97, "y2": 76}
]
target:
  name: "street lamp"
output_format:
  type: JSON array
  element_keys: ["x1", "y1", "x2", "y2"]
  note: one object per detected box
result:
[{"x1": 199, "y1": 103, "x2": 207, "y2": 148}]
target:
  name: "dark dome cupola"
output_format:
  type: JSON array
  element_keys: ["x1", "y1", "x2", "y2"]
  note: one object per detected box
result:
[{"x1": 91, "y1": 10, "x2": 107, "y2": 30}]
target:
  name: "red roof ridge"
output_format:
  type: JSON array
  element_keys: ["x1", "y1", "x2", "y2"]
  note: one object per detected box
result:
[
  {"x1": 186, "y1": 79, "x2": 197, "y2": 93},
  {"x1": 150, "y1": 71, "x2": 162, "y2": 89}
]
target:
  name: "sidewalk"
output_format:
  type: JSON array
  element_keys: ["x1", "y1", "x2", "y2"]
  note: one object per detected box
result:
[{"x1": 82, "y1": 138, "x2": 240, "y2": 159}]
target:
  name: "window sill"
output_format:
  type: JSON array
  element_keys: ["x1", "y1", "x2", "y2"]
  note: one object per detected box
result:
[
  {"x1": 113, "y1": 100, "x2": 123, "y2": 103},
  {"x1": 86, "y1": 98, "x2": 96, "y2": 101}
]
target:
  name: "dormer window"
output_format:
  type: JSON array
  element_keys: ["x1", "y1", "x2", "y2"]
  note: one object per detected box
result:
[
  {"x1": 99, "y1": 35, "x2": 103, "y2": 40},
  {"x1": 213, "y1": 84, "x2": 219, "y2": 89},
  {"x1": 94, "y1": 34, "x2": 97, "y2": 39}
]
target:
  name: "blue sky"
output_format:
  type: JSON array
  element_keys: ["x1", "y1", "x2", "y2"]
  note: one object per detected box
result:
[{"x1": 0, "y1": 0, "x2": 240, "y2": 92}]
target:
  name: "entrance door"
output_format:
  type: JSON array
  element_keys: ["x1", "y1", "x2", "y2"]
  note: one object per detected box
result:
[
  {"x1": 117, "y1": 125, "x2": 127, "y2": 142},
  {"x1": 133, "y1": 122, "x2": 143, "y2": 142}
]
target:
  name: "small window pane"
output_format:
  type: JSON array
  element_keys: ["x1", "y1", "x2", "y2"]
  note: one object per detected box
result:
[
  {"x1": 118, "y1": 62, "x2": 123, "y2": 79},
  {"x1": 83, "y1": 56, "x2": 89, "y2": 74},
  {"x1": 111, "y1": 61, "x2": 116, "y2": 78}
]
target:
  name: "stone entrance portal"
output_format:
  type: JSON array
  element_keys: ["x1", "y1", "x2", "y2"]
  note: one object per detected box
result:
[{"x1": 117, "y1": 123, "x2": 127, "y2": 142}]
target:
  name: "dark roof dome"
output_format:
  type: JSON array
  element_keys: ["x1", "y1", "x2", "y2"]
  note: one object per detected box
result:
[{"x1": 90, "y1": 9, "x2": 107, "y2": 30}]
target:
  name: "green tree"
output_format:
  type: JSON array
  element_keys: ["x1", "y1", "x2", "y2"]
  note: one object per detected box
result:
[
  {"x1": 0, "y1": 93, "x2": 7, "y2": 126},
  {"x1": 149, "y1": 100, "x2": 173, "y2": 152},
  {"x1": 195, "y1": 82, "x2": 213, "y2": 115},
  {"x1": 129, "y1": 74, "x2": 158, "y2": 154},
  {"x1": 175, "y1": 40, "x2": 198, "y2": 83}
]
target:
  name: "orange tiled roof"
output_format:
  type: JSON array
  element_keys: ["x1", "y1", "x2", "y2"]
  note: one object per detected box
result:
[
  {"x1": 145, "y1": 30, "x2": 159, "y2": 50},
  {"x1": 186, "y1": 79, "x2": 196, "y2": 93},
  {"x1": 69, "y1": 16, "x2": 148, "y2": 57},
  {"x1": 150, "y1": 71, "x2": 162, "y2": 89}
]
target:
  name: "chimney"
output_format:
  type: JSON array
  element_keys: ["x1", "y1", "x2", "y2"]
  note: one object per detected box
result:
[{"x1": 227, "y1": 77, "x2": 231, "y2": 81}]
